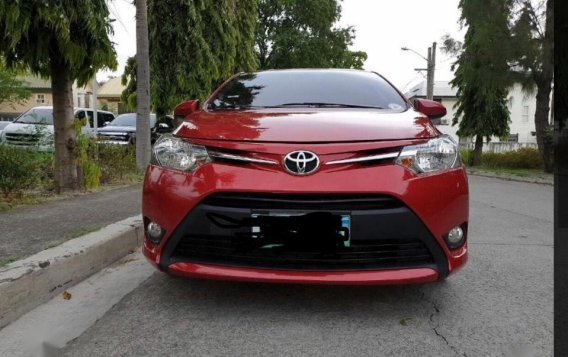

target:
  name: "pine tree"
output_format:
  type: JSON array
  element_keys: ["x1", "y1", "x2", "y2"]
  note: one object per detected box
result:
[
  {"x1": 148, "y1": 0, "x2": 259, "y2": 118},
  {"x1": 509, "y1": 0, "x2": 554, "y2": 172},
  {"x1": 451, "y1": 0, "x2": 513, "y2": 165}
]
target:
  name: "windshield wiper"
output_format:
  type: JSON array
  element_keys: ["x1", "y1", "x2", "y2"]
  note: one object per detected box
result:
[
  {"x1": 207, "y1": 104, "x2": 267, "y2": 111},
  {"x1": 266, "y1": 102, "x2": 384, "y2": 109}
]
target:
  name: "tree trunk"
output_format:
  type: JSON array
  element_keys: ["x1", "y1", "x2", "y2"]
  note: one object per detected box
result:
[
  {"x1": 472, "y1": 135, "x2": 483, "y2": 166},
  {"x1": 535, "y1": 79, "x2": 553, "y2": 172},
  {"x1": 136, "y1": 0, "x2": 152, "y2": 170},
  {"x1": 51, "y1": 59, "x2": 79, "y2": 193},
  {"x1": 534, "y1": 0, "x2": 554, "y2": 173}
]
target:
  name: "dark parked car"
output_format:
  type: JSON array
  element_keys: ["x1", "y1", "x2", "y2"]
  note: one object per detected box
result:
[
  {"x1": 142, "y1": 69, "x2": 468, "y2": 285},
  {"x1": 97, "y1": 113, "x2": 174, "y2": 145}
]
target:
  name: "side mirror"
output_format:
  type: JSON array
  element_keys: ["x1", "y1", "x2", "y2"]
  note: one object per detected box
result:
[
  {"x1": 174, "y1": 100, "x2": 200, "y2": 128},
  {"x1": 413, "y1": 99, "x2": 447, "y2": 123},
  {"x1": 174, "y1": 100, "x2": 200, "y2": 118},
  {"x1": 103, "y1": 121, "x2": 110, "y2": 127}
]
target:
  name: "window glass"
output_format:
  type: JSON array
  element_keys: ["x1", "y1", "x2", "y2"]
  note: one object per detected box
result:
[
  {"x1": 101, "y1": 113, "x2": 114, "y2": 127},
  {"x1": 207, "y1": 71, "x2": 408, "y2": 111},
  {"x1": 14, "y1": 108, "x2": 54, "y2": 125},
  {"x1": 522, "y1": 105, "x2": 529, "y2": 123},
  {"x1": 108, "y1": 113, "x2": 156, "y2": 127},
  {"x1": 86, "y1": 110, "x2": 94, "y2": 128}
]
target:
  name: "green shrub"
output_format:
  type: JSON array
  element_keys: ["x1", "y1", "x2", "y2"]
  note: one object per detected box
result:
[
  {"x1": 83, "y1": 161, "x2": 102, "y2": 190},
  {"x1": 36, "y1": 152, "x2": 55, "y2": 190},
  {"x1": 481, "y1": 148, "x2": 542, "y2": 169},
  {"x1": 97, "y1": 144, "x2": 137, "y2": 183},
  {"x1": 0, "y1": 134, "x2": 138, "y2": 199},
  {"x1": 0, "y1": 145, "x2": 43, "y2": 198},
  {"x1": 459, "y1": 149, "x2": 474, "y2": 166}
]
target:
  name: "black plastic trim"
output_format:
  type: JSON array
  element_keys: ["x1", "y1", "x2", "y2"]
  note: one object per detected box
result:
[{"x1": 159, "y1": 193, "x2": 449, "y2": 278}]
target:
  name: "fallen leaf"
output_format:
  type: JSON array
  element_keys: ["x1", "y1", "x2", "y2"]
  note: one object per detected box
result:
[
  {"x1": 62, "y1": 291, "x2": 72, "y2": 300},
  {"x1": 400, "y1": 318, "x2": 412, "y2": 326}
]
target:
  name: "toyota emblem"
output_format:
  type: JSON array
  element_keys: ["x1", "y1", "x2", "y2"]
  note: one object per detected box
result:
[{"x1": 283, "y1": 151, "x2": 320, "y2": 176}]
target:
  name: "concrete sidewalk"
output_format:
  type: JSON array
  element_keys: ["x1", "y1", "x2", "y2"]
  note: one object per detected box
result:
[{"x1": 0, "y1": 184, "x2": 142, "y2": 265}]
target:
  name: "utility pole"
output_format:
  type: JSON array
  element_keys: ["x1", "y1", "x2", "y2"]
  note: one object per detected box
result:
[
  {"x1": 402, "y1": 42, "x2": 437, "y2": 100},
  {"x1": 92, "y1": 77, "x2": 98, "y2": 137},
  {"x1": 426, "y1": 42, "x2": 437, "y2": 100}
]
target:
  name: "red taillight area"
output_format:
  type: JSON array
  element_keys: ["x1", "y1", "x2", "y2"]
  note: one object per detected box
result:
[{"x1": 168, "y1": 263, "x2": 440, "y2": 286}]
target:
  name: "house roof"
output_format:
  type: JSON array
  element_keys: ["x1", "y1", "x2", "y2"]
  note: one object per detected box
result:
[
  {"x1": 19, "y1": 75, "x2": 51, "y2": 89},
  {"x1": 404, "y1": 80, "x2": 457, "y2": 99},
  {"x1": 97, "y1": 77, "x2": 125, "y2": 98}
]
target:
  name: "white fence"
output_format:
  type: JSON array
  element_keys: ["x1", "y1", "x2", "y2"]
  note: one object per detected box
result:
[{"x1": 459, "y1": 142, "x2": 538, "y2": 153}]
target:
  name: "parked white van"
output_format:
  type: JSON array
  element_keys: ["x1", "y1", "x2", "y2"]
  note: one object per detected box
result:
[{"x1": 0, "y1": 106, "x2": 115, "y2": 151}]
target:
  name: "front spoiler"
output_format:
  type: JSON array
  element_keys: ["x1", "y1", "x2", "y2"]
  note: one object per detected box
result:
[{"x1": 168, "y1": 262, "x2": 439, "y2": 285}]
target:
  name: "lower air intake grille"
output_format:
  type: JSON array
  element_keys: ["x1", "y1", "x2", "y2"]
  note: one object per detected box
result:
[{"x1": 172, "y1": 235, "x2": 434, "y2": 271}]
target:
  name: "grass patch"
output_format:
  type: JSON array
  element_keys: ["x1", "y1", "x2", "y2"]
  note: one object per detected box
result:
[
  {"x1": 0, "y1": 225, "x2": 106, "y2": 268},
  {"x1": 40, "y1": 225, "x2": 104, "y2": 252},
  {"x1": 62, "y1": 225, "x2": 104, "y2": 241},
  {"x1": 471, "y1": 166, "x2": 549, "y2": 178},
  {"x1": 0, "y1": 257, "x2": 19, "y2": 268},
  {"x1": 0, "y1": 192, "x2": 57, "y2": 212}
]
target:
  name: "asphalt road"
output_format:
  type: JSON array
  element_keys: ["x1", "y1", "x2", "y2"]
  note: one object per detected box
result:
[
  {"x1": 60, "y1": 176, "x2": 553, "y2": 357},
  {"x1": 0, "y1": 184, "x2": 142, "y2": 264}
]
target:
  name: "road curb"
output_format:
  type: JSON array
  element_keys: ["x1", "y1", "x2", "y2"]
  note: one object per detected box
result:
[
  {"x1": 466, "y1": 169, "x2": 553, "y2": 185},
  {"x1": 0, "y1": 215, "x2": 144, "y2": 330}
]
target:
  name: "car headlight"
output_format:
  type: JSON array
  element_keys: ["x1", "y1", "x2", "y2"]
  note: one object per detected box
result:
[
  {"x1": 395, "y1": 135, "x2": 460, "y2": 174},
  {"x1": 152, "y1": 134, "x2": 210, "y2": 172}
]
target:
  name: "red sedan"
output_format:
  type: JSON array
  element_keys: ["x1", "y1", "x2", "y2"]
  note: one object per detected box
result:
[{"x1": 142, "y1": 69, "x2": 468, "y2": 285}]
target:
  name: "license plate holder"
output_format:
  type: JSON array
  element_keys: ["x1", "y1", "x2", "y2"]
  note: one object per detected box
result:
[{"x1": 250, "y1": 211, "x2": 351, "y2": 247}]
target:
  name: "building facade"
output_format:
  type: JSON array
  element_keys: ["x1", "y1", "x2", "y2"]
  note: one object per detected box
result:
[
  {"x1": 404, "y1": 80, "x2": 545, "y2": 144},
  {"x1": 0, "y1": 75, "x2": 94, "y2": 121},
  {"x1": 0, "y1": 76, "x2": 53, "y2": 120},
  {"x1": 96, "y1": 77, "x2": 126, "y2": 115}
]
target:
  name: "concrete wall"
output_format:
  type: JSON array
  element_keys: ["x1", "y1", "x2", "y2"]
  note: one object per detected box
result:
[
  {"x1": 507, "y1": 85, "x2": 537, "y2": 143},
  {"x1": 459, "y1": 141, "x2": 538, "y2": 153},
  {"x1": 433, "y1": 84, "x2": 542, "y2": 145}
]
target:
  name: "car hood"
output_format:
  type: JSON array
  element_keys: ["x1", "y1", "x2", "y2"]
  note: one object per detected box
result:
[
  {"x1": 2, "y1": 122, "x2": 54, "y2": 135},
  {"x1": 99, "y1": 126, "x2": 136, "y2": 133},
  {"x1": 174, "y1": 108, "x2": 440, "y2": 143}
]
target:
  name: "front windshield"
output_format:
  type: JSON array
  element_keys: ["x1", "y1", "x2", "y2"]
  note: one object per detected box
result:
[
  {"x1": 207, "y1": 71, "x2": 408, "y2": 111},
  {"x1": 109, "y1": 113, "x2": 156, "y2": 127},
  {"x1": 15, "y1": 108, "x2": 54, "y2": 125}
]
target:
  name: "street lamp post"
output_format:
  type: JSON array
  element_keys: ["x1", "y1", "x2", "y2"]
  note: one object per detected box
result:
[{"x1": 401, "y1": 42, "x2": 437, "y2": 100}]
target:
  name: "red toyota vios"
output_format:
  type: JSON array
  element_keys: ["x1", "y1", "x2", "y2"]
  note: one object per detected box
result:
[{"x1": 142, "y1": 69, "x2": 468, "y2": 285}]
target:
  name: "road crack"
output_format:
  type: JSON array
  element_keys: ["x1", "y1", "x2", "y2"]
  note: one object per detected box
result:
[{"x1": 420, "y1": 291, "x2": 467, "y2": 357}]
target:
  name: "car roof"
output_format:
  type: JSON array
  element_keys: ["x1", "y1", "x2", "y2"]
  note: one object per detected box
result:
[
  {"x1": 28, "y1": 106, "x2": 114, "y2": 115},
  {"x1": 246, "y1": 68, "x2": 378, "y2": 76},
  {"x1": 231, "y1": 68, "x2": 389, "y2": 84},
  {"x1": 116, "y1": 112, "x2": 157, "y2": 116}
]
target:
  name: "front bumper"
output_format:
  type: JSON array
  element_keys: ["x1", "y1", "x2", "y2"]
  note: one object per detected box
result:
[
  {"x1": 97, "y1": 139, "x2": 130, "y2": 145},
  {"x1": 142, "y1": 156, "x2": 468, "y2": 285},
  {"x1": 168, "y1": 263, "x2": 439, "y2": 285}
]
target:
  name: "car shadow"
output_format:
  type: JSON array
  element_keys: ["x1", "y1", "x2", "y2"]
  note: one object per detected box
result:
[{"x1": 144, "y1": 271, "x2": 453, "y2": 318}]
